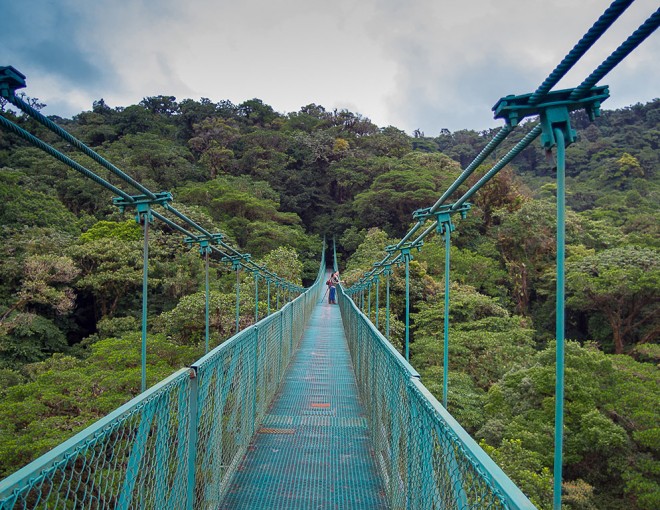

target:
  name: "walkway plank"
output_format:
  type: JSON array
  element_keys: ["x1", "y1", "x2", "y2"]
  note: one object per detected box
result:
[{"x1": 220, "y1": 296, "x2": 388, "y2": 509}]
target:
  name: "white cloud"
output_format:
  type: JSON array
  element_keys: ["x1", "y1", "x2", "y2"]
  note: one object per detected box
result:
[{"x1": 3, "y1": 0, "x2": 658, "y2": 132}]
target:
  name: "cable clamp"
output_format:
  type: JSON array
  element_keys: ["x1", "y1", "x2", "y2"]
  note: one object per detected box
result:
[
  {"x1": 0, "y1": 66, "x2": 26, "y2": 99},
  {"x1": 492, "y1": 86, "x2": 609, "y2": 149},
  {"x1": 112, "y1": 191, "x2": 172, "y2": 224},
  {"x1": 185, "y1": 233, "x2": 224, "y2": 254},
  {"x1": 222, "y1": 254, "x2": 250, "y2": 271}
]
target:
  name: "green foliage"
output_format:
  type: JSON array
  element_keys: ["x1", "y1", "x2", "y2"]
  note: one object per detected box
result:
[
  {"x1": 80, "y1": 220, "x2": 142, "y2": 243},
  {"x1": 416, "y1": 241, "x2": 509, "y2": 300},
  {"x1": 342, "y1": 228, "x2": 392, "y2": 283},
  {"x1": 0, "y1": 333, "x2": 198, "y2": 477},
  {"x1": 353, "y1": 152, "x2": 462, "y2": 236},
  {"x1": 479, "y1": 342, "x2": 659, "y2": 508},
  {"x1": 0, "y1": 314, "x2": 68, "y2": 368},
  {"x1": 259, "y1": 246, "x2": 304, "y2": 285},
  {"x1": 0, "y1": 170, "x2": 79, "y2": 234},
  {"x1": 566, "y1": 246, "x2": 659, "y2": 353},
  {"x1": 155, "y1": 291, "x2": 242, "y2": 346},
  {"x1": 480, "y1": 439, "x2": 554, "y2": 509},
  {"x1": 411, "y1": 284, "x2": 535, "y2": 390},
  {"x1": 0, "y1": 89, "x2": 657, "y2": 509},
  {"x1": 96, "y1": 315, "x2": 140, "y2": 339},
  {"x1": 68, "y1": 237, "x2": 145, "y2": 318},
  {"x1": 100, "y1": 131, "x2": 196, "y2": 188}
]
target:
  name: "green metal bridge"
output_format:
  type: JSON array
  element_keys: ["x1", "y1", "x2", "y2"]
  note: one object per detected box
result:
[{"x1": 0, "y1": 1, "x2": 657, "y2": 508}]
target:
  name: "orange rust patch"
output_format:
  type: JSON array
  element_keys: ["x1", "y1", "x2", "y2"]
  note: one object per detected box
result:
[
  {"x1": 310, "y1": 403, "x2": 331, "y2": 408},
  {"x1": 259, "y1": 427, "x2": 296, "y2": 434}
]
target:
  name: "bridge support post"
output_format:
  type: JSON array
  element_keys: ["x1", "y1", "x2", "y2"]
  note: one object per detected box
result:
[
  {"x1": 222, "y1": 258, "x2": 244, "y2": 334},
  {"x1": 278, "y1": 311, "x2": 284, "y2": 381},
  {"x1": 186, "y1": 234, "x2": 223, "y2": 354},
  {"x1": 553, "y1": 128, "x2": 567, "y2": 510},
  {"x1": 289, "y1": 301, "x2": 294, "y2": 353},
  {"x1": 113, "y1": 192, "x2": 172, "y2": 392},
  {"x1": 140, "y1": 214, "x2": 149, "y2": 392},
  {"x1": 235, "y1": 267, "x2": 240, "y2": 332},
  {"x1": 493, "y1": 87, "x2": 607, "y2": 510},
  {"x1": 412, "y1": 203, "x2": 470, "y2": 409},
  {"x1": 204, "y1": 247, "x2": 210, "y2": 353},
  {"x1": 442, "y1": 219, "x2": 452, "y2": 410},
  {"x1": 252, "y1": 326, "x2": 259, "y2": 436},
  {"x1": 401, "y1": 247, "x2": 412, "y2": 362}
]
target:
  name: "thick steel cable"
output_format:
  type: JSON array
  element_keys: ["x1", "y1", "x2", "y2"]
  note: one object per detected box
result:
[
  {"x1": 529, "y1": 0, "x2": 635, "y2": 104},
  {"x1": 351, "y1": 3, "x2": 653, "y2": 290},
  {"x1": 151, "y1": 210, "x2": 199, "y2": 238},
  {"x1": 429, "y1": 125, "x2": 514, "y2": 213},
  {"x1": 453, "y1": 125, "x2": 542, "y2": 210},
  {"x1": 0, "y1": 114, "x2": 133, "y2": 201},
  {"x1": 9, "y1": 95, "x2": 157, "y2": 200},
  {"x1": 360, "y1": 118, "x2": 515, "y2": 278},
  {"x1": 570, "y1": 7, "x2": 660, "y2": 100},
  {"x1": 163, "y1": 203, "x2": 214, "y2": 238},
  {"x1": 350, "y1": 125, "x2": 541, "y2": 288}
]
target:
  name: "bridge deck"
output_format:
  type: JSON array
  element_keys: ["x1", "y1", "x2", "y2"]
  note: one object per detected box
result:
[{"x1": 221, "y1": 295, "x2": 388, "y2": 509}]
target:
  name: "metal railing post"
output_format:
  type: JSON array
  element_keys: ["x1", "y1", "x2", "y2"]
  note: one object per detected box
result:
[{"x1": 186, "y1": 368, "x2": 200, "y2": 510}]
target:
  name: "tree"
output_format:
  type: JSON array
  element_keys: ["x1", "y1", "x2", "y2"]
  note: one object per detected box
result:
[
  {"x1": 0, "y1": 254, "x2": 79, "y2": 323},
  {"x1": 155, "y1": 291, "x2": 244, "y2": 346},
  {"x1": 139, "y1": 95, "x2": 179, "y2": 116},
  {"x1": 237, "y1": 98, "x2": 279, "y2": 126},
  {"x1": 411, "y1": 283, "x2": 535, "y2": 390},
  {"x1": 68, "y1": 237, "x2": 145, "y2": 319},
  {"x1": 480, "y1": 342, "x2": 658, "y2": 509},
  {"x1": 188, "y1": 117, "x2": 240, "y2": 178},
  {"x1": 566, "y1": 246, "x2": 659, "y2": 354},
  {"x1": 495, "y1": 200, "x2": 583, "y2": 315},
  {"x1": 0, "y1": 253, "x2": 79, "y2": 367},
  {"x1": 598, "y1": 152, "x2": 644, "y2": 190},
  {"x1": 0, "y1": 170, "x2": 80, "y2": 234},
  {"x1": 100, "y1": 132, "x2": 197, "y2": 189},
  {"x1": 0, "y1": 333, "x2": 199, "y2": 477},
  {"x1": 465, "y1": 166, "x2": 528, "y2": 229},
  {"x1": 353, "y1": 153, "x2": 461, "y2": 236}
]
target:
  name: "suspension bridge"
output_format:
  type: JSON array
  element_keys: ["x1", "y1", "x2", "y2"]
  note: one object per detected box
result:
[{"x1": 0, "y1": 1, "x2": 658, "y2": 508}]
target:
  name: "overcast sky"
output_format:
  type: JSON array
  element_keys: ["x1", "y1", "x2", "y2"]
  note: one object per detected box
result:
[{"x1": 2, "y1": 0, "x2": 658, "y2": 134}]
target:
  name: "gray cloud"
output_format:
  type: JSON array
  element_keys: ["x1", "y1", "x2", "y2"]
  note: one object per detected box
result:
[
  {"x1": 1, "y1": 0, "x2": 658, "y2": 131},
  {"x1": 2, "y1": 1, "x2": 111, "y2": 87}
]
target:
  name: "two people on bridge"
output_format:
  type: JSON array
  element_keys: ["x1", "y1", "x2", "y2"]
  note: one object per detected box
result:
[{"x1": 327, "y1": 271, "x2": 340, "y2": 304}]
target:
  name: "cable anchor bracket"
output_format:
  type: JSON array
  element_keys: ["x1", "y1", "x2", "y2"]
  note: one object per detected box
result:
[{"x1": 492, "y1": 85, "x2": 610, "y2": 150}]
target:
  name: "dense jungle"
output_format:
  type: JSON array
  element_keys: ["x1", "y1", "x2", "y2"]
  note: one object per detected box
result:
[{"x1": 0, "y1": 94, "x2": 658, "y2": 509}]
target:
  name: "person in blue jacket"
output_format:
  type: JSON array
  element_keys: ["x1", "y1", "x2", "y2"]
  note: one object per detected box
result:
[{"x1": 328, "y1": 271, "x2": 340, "y2": 304}]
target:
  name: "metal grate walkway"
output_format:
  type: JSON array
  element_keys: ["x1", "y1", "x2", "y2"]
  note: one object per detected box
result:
[{"x1": 221, "y1": 287, "x2": 388, "y2": 509}]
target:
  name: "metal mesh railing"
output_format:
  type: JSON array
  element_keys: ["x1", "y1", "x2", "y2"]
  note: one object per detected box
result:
[
  {"x1": 337, "y1": 285, "x2": 537, "y2": 510},
  {"x1": 0, "y1": 369, "x2": 193, "y2": 510},
  {"x1": 0, "y1": 253, "x2": 325, "y2": 510}
]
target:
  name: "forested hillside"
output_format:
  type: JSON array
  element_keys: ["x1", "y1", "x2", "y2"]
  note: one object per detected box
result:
[{"x1": 0, "y1": 95, "x2": 658, "y2": 509}]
